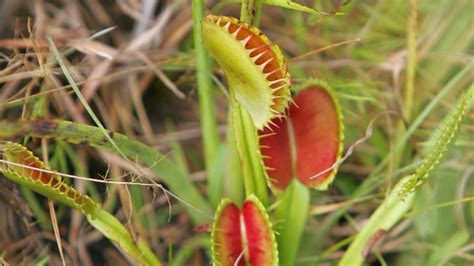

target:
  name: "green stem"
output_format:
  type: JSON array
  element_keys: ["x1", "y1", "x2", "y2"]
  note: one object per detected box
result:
[
  {"x1": 230, "y1": 92, "x2": 269, "y2": 205},
  {"x1": 254, "y1": 0, "x2": 263, "y2": 26},
  {"x1": 238, "y1": 105, "x2": 269, "y2": 204},
  {"x1": 274, "y1": 180, "x2": 309, "y2": 265},
  {"x1": 241, "y1": 0, "x2": 255, "y2": 24},
  {"x1": 404, "y1": 0, "x2": 417, "y2": 121},
  {"x1": 392, "y1": 0, "x2": 418, "y2": 178},
  {"x1": 224, "y1": 107, "x2": 244, "y2": 204},
  {"x1": 240, "y1": 0, "x2": 264, "y2": 25},
  {"x1": 192, "y1": 0, "x2": 221, "y2": 205}
]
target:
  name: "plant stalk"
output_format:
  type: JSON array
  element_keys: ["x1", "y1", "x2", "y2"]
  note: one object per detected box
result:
[
  {"x1": 404, "y1": 0, "x2": 417, "y2": 121},
  {"x1": 240, "y1": 0, "x2": 263, "y2": 25},
  {"x1": 275, "y1": 180, "x2": 309, "y2": 265},
  {"x1": 192, "y1": 0, "x2": 221, "y2": 206}
]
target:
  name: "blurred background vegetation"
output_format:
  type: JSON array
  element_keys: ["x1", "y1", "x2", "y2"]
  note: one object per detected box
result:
[{"x1": 0, "y1": 0, "x2": 472, "y2": 265}]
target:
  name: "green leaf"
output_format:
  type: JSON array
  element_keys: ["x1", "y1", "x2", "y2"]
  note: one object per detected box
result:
[
  {"x1": 87, "y1": 210, "x2": 161, "y2": 266},
  {"x1": 263, "y1": 0, "x2": 318, "y2": 13},
  {"x1": 263, "y1": 0, "x2": 346, "y2": 15},
  {"x1": 223, "y1": 109, "x2": 244, "y2": 204}
]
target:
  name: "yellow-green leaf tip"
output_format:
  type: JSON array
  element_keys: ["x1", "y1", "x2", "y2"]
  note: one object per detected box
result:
[{"x1": 202, "y1": 14, "x2": 292, "y2": 130}]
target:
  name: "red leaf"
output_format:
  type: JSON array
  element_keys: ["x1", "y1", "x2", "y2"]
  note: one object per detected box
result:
[
  {"x1": 259, "y1": 117, "x2": 292, "y2": 190},
  {"x1": 242, "y1": 199, "x2": 276, "y2": 265},
  {"x1": 212, "y1": 197, "x2": 277, "y2": 265},
  {"x1": 259, "y1": 83, "x2": 343, "y2": 190},
  {"x1": 212, "y1": 201, "x2": 244, "y2": 265}
]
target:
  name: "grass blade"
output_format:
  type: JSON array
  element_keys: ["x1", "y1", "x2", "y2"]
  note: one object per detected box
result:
[{"x1": 192, "y1": 0, "x2": 221, "y2": 206}]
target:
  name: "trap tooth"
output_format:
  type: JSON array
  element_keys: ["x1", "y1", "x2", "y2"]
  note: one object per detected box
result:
[
  {"x1": 253, "y1": 52, "x2": 271, "y2": 64},
  {"x1": 269, "y1": 78, "x2": 286, "y2": 87},
  {"x1": 241, "y1": 34, "x2": 253, "y2": 46},
  {"x1": 248, "y1": 44, "x2": 269, "y2": 56},
  {"x1": 264, "y1": 67, "x2": 281, "y2": 77},
  {"x1": 272, "y1": 84, "x2": 289, "y2": 93}
]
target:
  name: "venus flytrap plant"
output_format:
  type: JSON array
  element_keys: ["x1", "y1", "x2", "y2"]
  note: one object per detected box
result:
[
  {"x1": 202, "y1": 14, "x2": 292, "y2": 205},
  {"x1": 260, "y1": 81, "x2": 345, "y2": 265},
  {"x1": 0, "y1": 141, "x2": 100, "y2": 216},
  {"x1": 211, "y1": 195, "x2": 278, "y2": 265},
  {"x1": 0, "y1": 141, "x2": 161, "y2": 266},
  {"x1": 202, "y1": 1, "x2": 347, "y2": 264},
  {"x1": 339, "y1": 87, "x2": 473, "y2": 266},
  {"x1": 259, "y1": 80, "x2": 344, "y2": 191},
  {"x1": 201, "y1": 9, "x2": 293, "y2": 264},
  {"x1": 0, "y1": 1, "x2": 468, "y2": 264}
]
